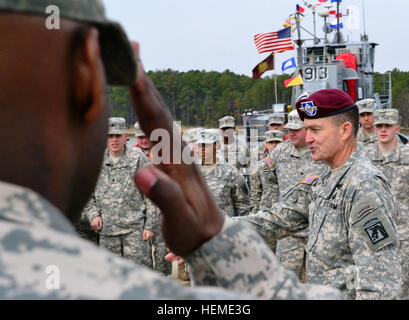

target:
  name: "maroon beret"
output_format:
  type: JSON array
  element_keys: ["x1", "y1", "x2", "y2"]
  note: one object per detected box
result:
[{"x1": 295, "y1": 89, "x2": 356, "y2": 121}]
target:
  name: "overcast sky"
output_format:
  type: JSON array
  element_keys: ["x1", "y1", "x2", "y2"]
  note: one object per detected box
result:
[{"x1": 104, "y1": 0, "x2": 408, "y2": 78}]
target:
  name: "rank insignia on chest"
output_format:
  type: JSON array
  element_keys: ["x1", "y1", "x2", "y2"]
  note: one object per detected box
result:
[
  {"x1": 300, "y1": 175, "x2": 318, "y2": 185},
  {"x1": 363, "y1": 217, "x2": 389, "y2": 244},
  {"x1": 265, "y1": 155, "x2": 275, "y2": 168}
]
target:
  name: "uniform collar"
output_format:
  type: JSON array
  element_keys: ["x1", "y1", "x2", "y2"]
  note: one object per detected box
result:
[
  {"x1": 0, "y1": 181, "x2": 76, "y2": 235},
  {"x1": 371, "y1": 142, "x2": 401, "y2": 163},
  {"x1": 104, "y1": 147, "x2": 130, "y2": 167},
  {"x1": 315, "y1": 145, "x2": 365, "y2": 199}
]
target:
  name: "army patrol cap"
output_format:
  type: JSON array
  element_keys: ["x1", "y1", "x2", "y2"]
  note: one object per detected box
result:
[
  {"x1": 219, "y1": 116, "x2": 236, "y2": 129},
  {"x1": 296, "y1": 89, "x2": 356, "y2": 121},
  {"x1": 373, "y1": 109, "x2": 399, "y2": 126},
  {"x1": 134, "y1": 122, "x2": 146, "y2": 137},
  {"x1": 108, "y1": 117, "x2": 127, "y2": 135},
  {"x1": 265, "y1": 130, "x2": 284, "y2": 143},
  {"x1": 0, "y1": 0, "x2": 137, "y2": 86},
  {"x1": 196, "y1": 129, "x2": 220, "y2": 145},
  {"x1": 284, "y1": 110, "x2": 304, "y2": 130},
  {"x1": 357, "y1": 98, "x2": 375, "y2": 114},
  {"x1": 268, "y1": 113, "x2": 285, "y2": 125}
]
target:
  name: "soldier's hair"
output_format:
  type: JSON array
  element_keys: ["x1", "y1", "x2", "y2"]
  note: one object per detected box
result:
[{"x1": 331, "y1": 106, "x2": 359, "y2": 138}]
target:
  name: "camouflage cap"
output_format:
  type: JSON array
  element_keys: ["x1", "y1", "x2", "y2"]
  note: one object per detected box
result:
[
  {"x1": 373, "y1": 109, "x2": 399, "y2": 126},
  {"x1": 268, "y1": 113, "x2": 285, "y2": 125},
  {"x1": 133, "y1": 122, "x2": 145, "y2": 137},
  {"x1": 108, "y1": 117, "x2": 127, "y2": 135},
  {"x1": 356, "y1": 98, "x2": 375, "y2": 114},
  {"x1": 284, "y1": 110, "x2": 304, "y2": 130},
  {"x1": 0, "y1": 0, "x2": 136, "y2": 86},
  {"x1": 196, "y1": 129, "x2": 219, "y2": 145},
  {"x1": 218, "y1": 116, "x2": 236, "y2": 129},
  {"x1": 265, "y1": 130, "x2": 284, "y2": 143}
]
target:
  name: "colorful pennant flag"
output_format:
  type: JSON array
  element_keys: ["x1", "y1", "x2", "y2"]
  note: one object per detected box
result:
[
  {"x1": 318, "y1": 0, "x2": 328, "y2": 2},
  {"x1": 303, "y1": 1, "x2": 316, "y2": 9},
  {"x1": 254, "y1": 27, "x2": 294, "y2": 54},
  {"x1": 296, "y1": 4, "x2": 305, "y2": 13},
  {"x1": 284, "y1": 74, "x2": 304, "y2": 88},
  {"x1": 252, "y1": 53, "x2": 275, "y2": 80},
  {"x1": 281, "y1": 57, "x2": 297, "y2": 72}
]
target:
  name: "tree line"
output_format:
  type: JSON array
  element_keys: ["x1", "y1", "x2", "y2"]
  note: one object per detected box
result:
[{"x1": 108, "y1": 68, "x2": 409, "y2": 128}]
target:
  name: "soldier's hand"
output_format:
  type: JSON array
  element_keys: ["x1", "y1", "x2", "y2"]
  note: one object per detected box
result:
[
  {"x1": 129, "y1": 42, "x2": 224, "y2": 257},
  {"x1": 142, "y1": 229, "x2": 153, "y2": 241},
  {"x1": 90, "y1": 216, "x2": 102, "y2": 232}
]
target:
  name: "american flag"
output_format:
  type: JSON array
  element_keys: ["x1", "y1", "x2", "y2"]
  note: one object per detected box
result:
[{"x1": 254, "y1": 27, "x2": 294, "y2": 54}]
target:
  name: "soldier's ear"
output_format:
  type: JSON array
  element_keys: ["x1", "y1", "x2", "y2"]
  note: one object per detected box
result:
[
  {"x1": 70, "y1": 28, "x2": 105, "y2": 124},
  {"x1": 340, "y1": 121, "x2": 353, "y2": 141}
]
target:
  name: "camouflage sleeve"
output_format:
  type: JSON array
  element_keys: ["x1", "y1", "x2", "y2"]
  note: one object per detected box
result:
[
  {"x1": 237, "y1": 183, "x2": 311, "y2": 242},
  {"x1": 83, "y1": 193, "x2": 100, "y2": 223},
  {"x1": 143, "y1": 197, "x2": 158, "y2": 232},
  {"x1": 232, "y1": 170, "x2": 251, "y2": 216},
  {"x1": 186, "y1": 217, "x2": 342, "y2": 300},
  {"x1": 250, "y1": 165, "x2": 262, "y2": 214},
  {"x1": 346, "y1": 179, "x2": 401, "y2": 300}
]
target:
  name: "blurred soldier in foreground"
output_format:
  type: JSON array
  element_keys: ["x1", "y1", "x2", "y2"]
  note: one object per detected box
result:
[
  {"x1": 196, "y1": 129, "x2": 250, "y2": 217},
  {"x1": 356, "y1": 98, "x2": 377, "y2": 146},
  {"x1": 241, "y1": 89, "x2": 402, "y2": 299},
  {"x1": 0, "y1": 0, "x2": 341, "y2": 299},
  {"x1": 266, "y1": 110, "x2": 327, "y2": 280},
  {"x1": 85, "y1": 117, "x2": 154, "y2": 268},
  {"x1": 366, "y1": 109, "x2": 409, "y2": 299}
]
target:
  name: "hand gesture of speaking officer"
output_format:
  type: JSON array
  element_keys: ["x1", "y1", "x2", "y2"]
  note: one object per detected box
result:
[{"x1": 129, "y1": 43, "x2": 224, "y2": 257}]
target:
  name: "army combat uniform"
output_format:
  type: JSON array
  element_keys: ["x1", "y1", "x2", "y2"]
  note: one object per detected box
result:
[
  {"x1": 85, "y1": 147, "x2": 155, "y2": 268},
  {"x1": 199, "y1": 163, "x2": 250, "y2": 217},
  {"x1": 0, "y1": 180, "x2": 343, "y2": 299},
  {"x1": 365, "y1": 109, "x2": 409, "y2": 299},
  {"x1": 266, "y1": 114, "x2": 327, "y2": 279},
  {"x1": 241, "y1": 146, "x2": 402, "y2": 299}
]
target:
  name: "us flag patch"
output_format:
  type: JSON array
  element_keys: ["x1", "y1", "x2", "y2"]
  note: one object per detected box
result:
[{"x1": 265, "y1": 155, "x2": 275, "y2": 168}]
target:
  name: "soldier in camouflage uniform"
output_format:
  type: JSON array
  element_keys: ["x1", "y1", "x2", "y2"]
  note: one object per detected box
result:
[
  {"x1": 132, "y1": 121, "x2": 151, "y2": 157},
  {"x1": 217, "y1": 116, "x2": 249, "y2": 172},
  {"x1": 85, "y1": 118, "x2": 154, "y2": 268},
  {"x1": 356, "y1": 99, "x2": 377, "y2": 146},
  {"x1": 267, "y1": 110, "x2": 327, "y2": 280},
  {"x1": 250, "y1": 130, "x2": 283, "y2": 214},
  {"x1": 0, "y1": 0, "x2": 343, "y2": 300},
  {"x1": 250, "y1": 130, "x2": 283, "y2": 252},
  {"x1": 256, "y1": 113, "x2": 287, "y2": 162},
  {"x1": 366, "y1": 109, "x2": 409, "y2": 299},
  {"x1": 240, "y1": 89, "x2": 402, "y2": 299},
  {"x1": 196, "y1": 129, "x2": 250, "y2": 217},
  {"x1": 132, "y1": 122, "x2": 171, "y2": 275}
]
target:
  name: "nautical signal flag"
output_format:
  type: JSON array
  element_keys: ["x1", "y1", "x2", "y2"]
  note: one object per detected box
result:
[
  {"x1": 331, "y1": 0, "x2": 342, "y2": 3},
  {"x1": 330, "y1": 23, "x2": 343, "y2": 29},
  {"x1": 281, "y1": 57, "x2": 297, "y2": 72},
  {"x1": 254, "y1": 27, "x2": 294, "y2": 54},
  {"x1": 252, "y1": 53, "x2": 275, "y2": 80},
  {"x1": 284, "y1": 74, "x2": 304, "y2": 88},
  {"x1": 296, "y1": 4, "x2": 305, "y2": 13},
  {"x1": 303, "y1": 1, "x2": 316, "y2": 9},
  {"x1": 318, "y1": 0, "x2": 328, "y2": 2}
]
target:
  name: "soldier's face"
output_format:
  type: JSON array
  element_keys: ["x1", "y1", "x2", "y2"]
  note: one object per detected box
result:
[
  {"x1": 359, "y1": 112, "x2": 374, "y2": 129},
  {"x1": 304, "y1": 117, "x2": 341, "y2": 164},
  {"x1": 136, "y1": 136, "x2": 151, "y2": 149},
  {"x1": 268, "y1": 124, "x2": 284, "y2": 131},
  {"x1": 107, "y1": 133, "x2": 128, "y2": 155},
  {"x1": 289, "y1": 128, "x2": 307, "y2": 148},
  {"x1": 375, "y1": 124, "x2": 400, "y2": 145},
  {"x1": 221, "y1": 128, "x2": 235, "y2": 140},
  {"x1": 266, "y1": 141, "x2": 280, "y2": 153}
]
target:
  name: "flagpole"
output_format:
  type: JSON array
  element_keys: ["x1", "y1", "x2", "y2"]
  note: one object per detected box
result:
[{"x1": 336, "y1": 0, "x2": 341, "y2": 43}]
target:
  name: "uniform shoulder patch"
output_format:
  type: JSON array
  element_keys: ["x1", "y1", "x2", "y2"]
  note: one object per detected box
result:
[
  {"x1": 265, "y1": 155, "x2": 275, "y2": 168},
  {"x1": 300, "y1": 175, "x2": 319, "y2": 185}
]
